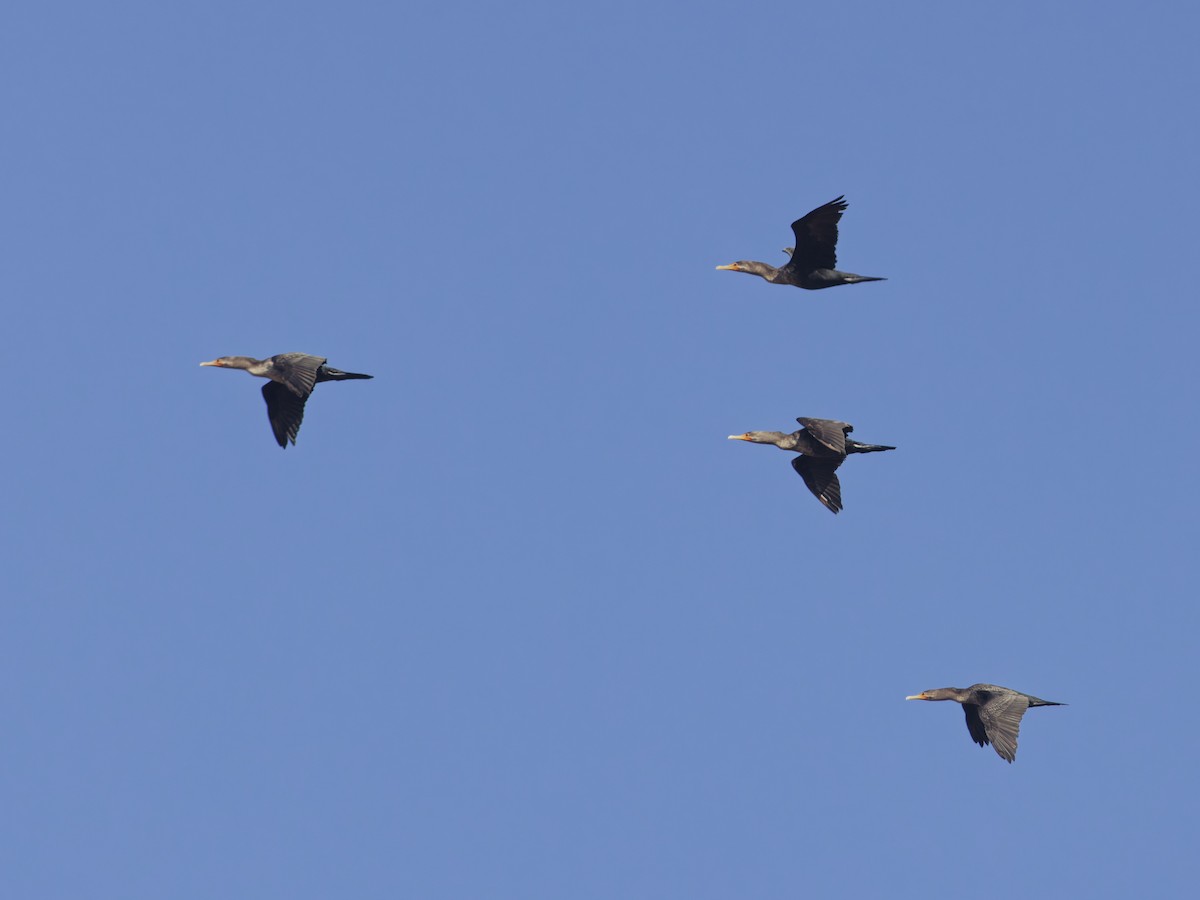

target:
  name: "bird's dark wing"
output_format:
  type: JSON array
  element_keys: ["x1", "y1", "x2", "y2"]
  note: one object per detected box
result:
[
  {"x1": 975, "y1": 691, "x2": 1031, "y2": 763},
  {"x1": 796, "y1": 417, "x2": 851, "y2": 454},
  {"x1": 962, "y1": 703, "x2": 990, "y2": 749},
  {"x1": 262, "y1": 381, "x2": 308, "y2": 448},
  {"x1": 792, "y1": 456, "x2": 844, "y2": 513},
  {"x1": 784, "y1": 196, "x2": 847, "y2": 273},
  {"x1": 270, "y1": 353, "x2": 326, "y2": 398}
]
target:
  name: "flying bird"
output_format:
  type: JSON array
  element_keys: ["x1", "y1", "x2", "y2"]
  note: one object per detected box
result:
[
  {"x1": 200, "y1": 353, "x2": 373, "y2": 448},
  {"x1": 716, "y1": 196, "x2": 886, "y2": 290},
  {"x1": 906, "y1": 684, "x2": 1065, "y2": 763},
  {"x1": 727, "y1": 417, "x2": 894, "y2": 513}
]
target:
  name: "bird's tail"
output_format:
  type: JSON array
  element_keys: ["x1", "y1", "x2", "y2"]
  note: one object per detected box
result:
[
  {"x1": 847, "y1": 275, "x2": 887, "y2": 284},
  {"x1": 320, "y1": 368, "x2": 373, "y2": 381},
  {"x1": 1027, "y1": 697, "x2": 1066, "y2": 707},
  {"x1": 846, "y1": 440, "x2": 895, "y2": 454}
]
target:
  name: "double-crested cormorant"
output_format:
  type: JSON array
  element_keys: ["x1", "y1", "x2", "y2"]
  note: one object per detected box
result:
[
  {"x1": 716, "y1": 196, "x2": 886, "y2": 289},
  {"x1": 727, "y1": 417, "x2": 894, "y2": 513},
  {"x1": 200, "y1": 353, "x2": 373, "y2": 448},
  {"x1": 906, "y1": 684, "x2": 1065, "y2": 763}
]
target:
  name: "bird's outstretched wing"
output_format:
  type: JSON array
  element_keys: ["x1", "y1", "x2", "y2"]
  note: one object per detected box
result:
[
  {"x1": 270, "y1": 353, "x2": 327, "y2": 398},
  {"x1": 792, "y1": 456, "x2": 844, "y2": 514},
  {"x1": 974, "y1": 691, "x2": 1031, "y2": 763},
  {"x1": 796, "y1": 417, "x2": 852, "y2": 454},
  {"x1": 785, "y1": 196, "x2": 847, "y2": 274},
  {"x1": 262, "y1": 381, "x2": 309, "y2": 448}
]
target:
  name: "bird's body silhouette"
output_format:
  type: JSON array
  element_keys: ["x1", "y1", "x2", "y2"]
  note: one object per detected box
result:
[
  {"x1": 727, "y1": 417, "x2": 894, "y2": 513},
  {"x1": 906, "y1": 684, "x2": 1065, "y2": 763},
  {"x1": 200, "y1": 353, "x2": 373, "y2": 448},
  {"x1": 717, "y1": 196, "x2": 885, "y2": 289}
]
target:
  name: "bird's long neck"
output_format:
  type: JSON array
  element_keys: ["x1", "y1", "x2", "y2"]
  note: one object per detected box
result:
[
  {"x1": 764, "y1": 431, "x2": 797, "y2": 450},
  {"x1": 930, "y1": 688, "x2": 971, "y2": 703},
  {"x1": 206, "y1": 356, "x2": 271, "y2": 377},
  {"x1": 743, "y1": 261, "x2": 782, "y2": 281}
]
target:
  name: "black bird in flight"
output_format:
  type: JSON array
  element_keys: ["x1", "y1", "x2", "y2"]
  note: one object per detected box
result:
[
  {"x1": 906, "y1": 684, "x2": 1065, "y2": 763},
  {"x1": 200, "y1": 352, "x2": 373, "y2": 448},
  {"x1": 727, "y1": 417, "x2": 894, "y2": 513},
  {"x1": 716, "y1": 196, "x2": 886, "y2": 290}
]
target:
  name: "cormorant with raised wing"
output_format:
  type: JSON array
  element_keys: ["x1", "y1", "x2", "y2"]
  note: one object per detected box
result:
[
  {"x1": 200, "y1": 353, "x2": 372, "y2": 448},
  {"x1": 716, "y1": 196, "x2": 886, "y2": 290},
  {"x1": 727, "y1": 417, "x2": 894, "y2": 513}
]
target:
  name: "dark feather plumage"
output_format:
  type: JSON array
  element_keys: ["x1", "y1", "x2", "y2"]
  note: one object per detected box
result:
[
  {"x1": 907, "y1": 683, "x2": 1065, "y2": 763},
  {"x1": 728, "y1": 416, "x2": 894, "y2": 514},
  {"x1": 716, "y1": 197, "x2": 886, "y2": 290},
  {"x1": 201, "y1": 352, "x2": 373, "y2": 448}
]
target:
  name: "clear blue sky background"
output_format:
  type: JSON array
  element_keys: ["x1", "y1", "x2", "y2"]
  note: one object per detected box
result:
[{"x1": 3, "y1": 2, "x2": 1197, "y2": 897}]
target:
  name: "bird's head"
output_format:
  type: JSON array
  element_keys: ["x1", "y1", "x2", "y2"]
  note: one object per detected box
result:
[
  {"x1": 727, "y1": 431, "x2": 788, "y2": 446},
  {"x1": 905, "y1": 689, "x2": 959, "y2": 702},
  {"x1": 200, "y1": 356, "x2": 256, "y2": 370},
  {"x1": 715, "y1": 260, "x2": 779, "y2": 280}
]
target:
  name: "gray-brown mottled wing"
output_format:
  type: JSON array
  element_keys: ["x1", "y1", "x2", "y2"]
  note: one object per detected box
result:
[
  {"x1": 792, "y1": 456, "x2": 844, "y2": 514},
  {"x1": 975, "y1": 691, "x2": 1031, "y2": 763},
  {"x1": 262, "y1": 381, "x2": 308, "y2": 448},
  {"x1": 796, "y1": 417, "x2": 852, "y2": 454},
  {"x1": 269, "y1": 353, "x2": 326, "y2": 398},
  {"x1": 785, "y1": 196, "x2": 846, "y2": 274}
]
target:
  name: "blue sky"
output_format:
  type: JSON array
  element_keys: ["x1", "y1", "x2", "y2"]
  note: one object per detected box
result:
[{"x1": 3, "y1": 1, "x2": 1198, "y2": 897}]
